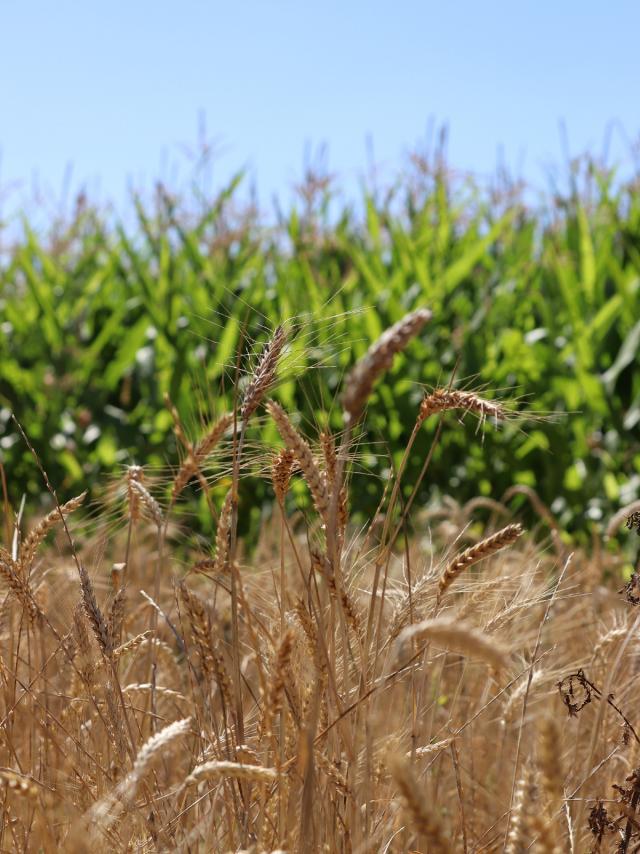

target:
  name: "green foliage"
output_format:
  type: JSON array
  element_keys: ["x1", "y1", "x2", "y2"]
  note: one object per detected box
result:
[{"x1": 1, "y1": 158, "x2": 639, "y2": 537}]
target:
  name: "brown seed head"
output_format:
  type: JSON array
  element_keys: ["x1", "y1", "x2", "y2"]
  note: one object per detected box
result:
[
  {"x1": 241, "y1": 325, "x2": 288, "y2": 423},
  {"x1": 342, "y1": 308, "x2": 431, "y2": 423},
  {"x1": 439, "y1": 523, "x2": 524, "y2": 596},
  {"x1": 266, "y1": 400, "x2": 329, "y2": 520},
  {"x1": 272, "y1": 448, "x2": 296, "y2": 505},
  {"x1": 418, "y1": 388, "x2": 506, "y2": 425}
]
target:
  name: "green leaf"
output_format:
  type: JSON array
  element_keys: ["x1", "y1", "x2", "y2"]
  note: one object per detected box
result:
[
  {"x1": 103, "y1": 318, "x2": 150, "y2": 390},
  {"x1": 603, "y1": 318, "x2": 640, "y2": 391}
]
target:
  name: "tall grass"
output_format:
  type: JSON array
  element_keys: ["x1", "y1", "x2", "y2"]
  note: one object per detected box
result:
[
  {"x1": 1, "y1": 151, "x2": 640, "y2": 539},
  {"x1": 0, "y1": 311, "x2": 638, "y2": 851}
]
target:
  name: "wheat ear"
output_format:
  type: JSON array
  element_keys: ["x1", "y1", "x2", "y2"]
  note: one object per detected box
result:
[
  {"x1": 171, "y1": 412, "x2": 232, "y2": 503},
  {"x1": 129, "y1": 480, "x2": 163, "y2": 527},
  {"x1": 185, "y1": 760, "x2": 277, "y2": 786},
  {"x1": 122, "y1": 716, "x2": 192, "y2": 799},
  {"x1": 397, "y1": 617, "x2": 509, "y2": 670},
  {"x1": 388, "y1": 754, "x2": 450, "y2": 853},
  {"x1": 79, "y1": 564, "x2": 112, "y2": 656},
  {"x1": 439, "y1": 523, "x2": 524, "y2": 596},
  {"x1": 241, "y1": 324, "x2": 288, "y2": 423},
  {"x1": 212, "y1": 490, "x2": 233, "y2": 574},
  {"x1": 0, "y1": 553, "x2": 41, "y2": 622},
  {"x1": 418, "y1": 388, "x2": 506, "y2": 424},
  {"x1": 266, "y1": 401, "x2": 329, "y2": 520},
  {"x1": 537, "y1": 715, "x2": 564, "y2": 813},
  {"x1": 272, "y1": 448, "x2": 296, "y2": 504},
  {"x1": 342, "y1": 307, "x2": 431, "y2": 423},
  {"x1": 19, "y1": 490, "x2": 86, "y2": 572}
]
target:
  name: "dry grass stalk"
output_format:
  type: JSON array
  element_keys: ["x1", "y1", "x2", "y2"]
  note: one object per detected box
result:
[
  {"x1": 342, "y1": 307, "x2": 432, "y2": 423},
  {"x1": 293, "y1": 597, "x2": 316, "y2": 643},
  {"x1": 241, "y1": 324, "x2": 288, "y2": 423},
  {"x1": 266, "y1": 401, "x2": 329, "y2": 519},
  {"x1": 116, "y1": 635, "x2": 182, "y2": 688},
  {"x1": 439, "y1": 522, "x2": 524, "y2": 595},
  {"x1": 326, "y1": 572, "x2": 360, "y2": 635},
  {"x1": 501, "y1": 670, "x2": 544, "y2": 724},
  {"x1": 210, "y1": 646, "x2": 234, "y2": 711},
  {"x1": 19, "y1": 490, "x2": 86, "y2": 572},
  {"x1": 86, "y1": 718, "x2": 191, "y2": 850},
  {"x1": 397, "y1": 617, "x2": 509, "y2": 670},
  {"x1": 337, "y1": 485, "x2": 348, "y2": 548},
  {"x1": 315, "y1": 751, "x2": 352, "y2": 797},
  {"x1": 236, "y1": 743, "x2": 260, "y2": 765},
  {"x1": 418, "y1": 388, "x2": 507, "y2": 424}
]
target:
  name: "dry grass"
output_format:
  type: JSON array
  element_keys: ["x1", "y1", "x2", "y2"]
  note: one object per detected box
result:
[{"x1": 0, "y1": 310, "x2": 638, "y2": 853}]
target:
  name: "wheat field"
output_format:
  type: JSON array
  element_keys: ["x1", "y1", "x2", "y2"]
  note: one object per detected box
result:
[{"x1": 0, "y1": 310, "x2": 638, "y2": 853}]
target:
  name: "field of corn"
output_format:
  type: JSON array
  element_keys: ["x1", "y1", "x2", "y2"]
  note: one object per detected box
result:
[
  {"x1": 1, "y1": 152, "x2": 640, "y2": 541},
  {"x1": 1, "y1": 151, "x2": 640, "y2": 852}
]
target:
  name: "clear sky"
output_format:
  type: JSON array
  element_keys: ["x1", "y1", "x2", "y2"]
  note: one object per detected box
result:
[{"x1": 1, "y1": 1, "x2": 639, "y2": 217}]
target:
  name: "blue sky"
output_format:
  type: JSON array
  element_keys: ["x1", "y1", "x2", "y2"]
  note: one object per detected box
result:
[{"x1": 1, "y1": 1, "x2": 639, "y2": 217}]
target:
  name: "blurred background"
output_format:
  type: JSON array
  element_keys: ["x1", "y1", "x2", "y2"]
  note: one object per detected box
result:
[{"x1": 1, "y1": 0, "x2": 639, "y2": 540}]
